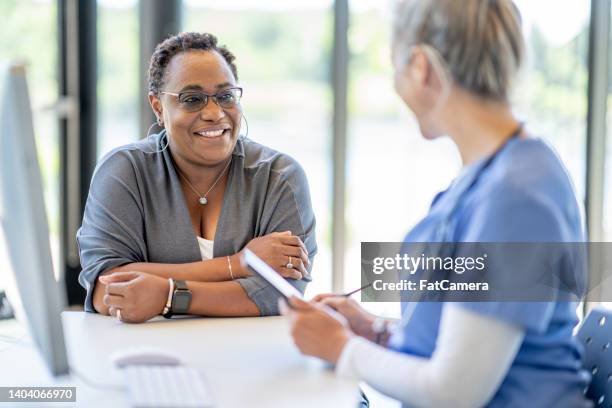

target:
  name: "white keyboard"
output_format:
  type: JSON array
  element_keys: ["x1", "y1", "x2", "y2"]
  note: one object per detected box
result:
[{"x1": 123, "y1": 365, "x2": 213, "y2": 408}]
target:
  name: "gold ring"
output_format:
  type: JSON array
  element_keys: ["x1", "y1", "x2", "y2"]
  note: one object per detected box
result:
[{"x1": 286, "y1": 256, "x2": 294, "y2": 269}]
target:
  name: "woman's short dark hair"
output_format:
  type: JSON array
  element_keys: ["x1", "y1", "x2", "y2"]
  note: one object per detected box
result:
[{"x1": 147, "y1": 32, "x2": 239, "y2": 96}]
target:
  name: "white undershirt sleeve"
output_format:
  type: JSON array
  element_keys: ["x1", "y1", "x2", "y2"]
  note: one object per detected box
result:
[{"x1": 336, "y1": 304, "x2": 525, "y2": 408}]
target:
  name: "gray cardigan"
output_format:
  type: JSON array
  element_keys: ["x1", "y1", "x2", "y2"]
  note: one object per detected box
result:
[{"x1": 77, "y1": 133, "x2": 317, "y2": 315}]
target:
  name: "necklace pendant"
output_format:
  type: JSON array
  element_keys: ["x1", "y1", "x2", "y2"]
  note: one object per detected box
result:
[{"x1": 199, "y1": 197, "x2": 208, "y2": 205}]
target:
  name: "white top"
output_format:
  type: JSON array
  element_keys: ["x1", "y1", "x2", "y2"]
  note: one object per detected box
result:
[
  {"x1": 196, "y1": 236, "x2": 214, "y2": 260},
  {"x1": 335, "y1": 304, "x2": 525, "y2": 407}
]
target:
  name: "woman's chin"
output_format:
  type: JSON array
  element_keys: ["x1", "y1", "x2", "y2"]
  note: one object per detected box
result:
[
  {"x1": 419, "y1": 128, "x2": 436, "y2": 140},
  {"x1": 418, "y1": 123, "x2": 443, "y2": 140}
]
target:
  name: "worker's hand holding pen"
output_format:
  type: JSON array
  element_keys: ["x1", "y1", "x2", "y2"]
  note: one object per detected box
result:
[{"x1": 310, "y1": 290, "x2": 380, "y2": 343}]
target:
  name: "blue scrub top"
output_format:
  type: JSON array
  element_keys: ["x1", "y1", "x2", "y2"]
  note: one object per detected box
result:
[{"x1": 389, "y1": 138, "x2": 591, "y2": 407}]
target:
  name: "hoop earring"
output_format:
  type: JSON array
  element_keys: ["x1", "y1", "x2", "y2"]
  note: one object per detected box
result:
[
  {"x1": 239, "y1": 113, "x2": 249, "y2": 140},
  {"x1": 145, "y1": 122, "x2": 169, "y2": 154},
  {"x1": 146, "y1": 121, "x2": 162, "y2": 138}
]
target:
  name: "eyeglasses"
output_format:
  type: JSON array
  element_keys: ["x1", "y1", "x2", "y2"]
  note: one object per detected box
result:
[{"x1": 161, "y1": 87, "x2": 243, "y2": 112}]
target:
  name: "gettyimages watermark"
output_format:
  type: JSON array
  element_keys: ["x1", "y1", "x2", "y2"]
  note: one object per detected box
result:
[{"x1": 360, "y1": 242, "x2": 612, "y2": 302}]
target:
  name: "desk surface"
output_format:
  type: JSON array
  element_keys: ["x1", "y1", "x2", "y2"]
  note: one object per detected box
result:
[{"x1": 0, "y1": 312, "x2": 358, "y2": 407}]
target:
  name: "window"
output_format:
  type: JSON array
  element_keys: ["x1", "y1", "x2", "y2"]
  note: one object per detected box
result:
[
  {"x1": 346, "y1": 1, "x2": 591, "y2": 317},
  {"x1": 0, "y1": 0, "x2": 60, "y2": 289},
  {"x1": 514, "y1": 0, "x2": 590, "y2": 200},
  {"x1": 97, "y1": 0, "x2": 140, "y2": 158},
  {"x1": 346, "y1": 2, "x2": 460, "y2": 317},
  {"x1": 602, "y1": 2, "x2": 612, "y2": 310},
  {"x1": 183, "y1": 0, "x2": 334, "y2": 296},
  {"x1": 513, "y1": 1, "x2": 590, "y2": 313}
]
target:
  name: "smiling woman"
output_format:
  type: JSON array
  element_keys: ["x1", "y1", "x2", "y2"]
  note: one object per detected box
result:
[{"x1": 76, "y1": 32, "x2": 317, "y2": 323}]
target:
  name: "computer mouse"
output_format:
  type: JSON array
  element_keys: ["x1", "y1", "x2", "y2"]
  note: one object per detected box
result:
[{"x1": 111, "y1": 347, "x2": 181, "y2": 368}]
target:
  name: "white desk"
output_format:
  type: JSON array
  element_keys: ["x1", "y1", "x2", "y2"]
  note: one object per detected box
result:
[{"x1": 0, "y1": 312, "x2": 359, "y2": 407}]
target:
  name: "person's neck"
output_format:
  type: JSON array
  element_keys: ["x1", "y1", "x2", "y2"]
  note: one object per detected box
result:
[
  {"x1": 441, "y1": 90, "x2": 521, "y2": 167},
  {"x1": 173, "y1": 153, "x2": 232, "y2": 190}
]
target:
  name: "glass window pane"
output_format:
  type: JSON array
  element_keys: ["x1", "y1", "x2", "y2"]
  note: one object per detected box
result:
[
  {"x1": 183, "y1": 0, "x2": 334, "y2": 296},
  {"x1": 602, "y1": 2, "x2": 612, "y2": 310},
  {"x1": 97, "y1": 0, "x2": 139, "y2": 158},
  {"x1": 513, "y1": 1, "x2": 590, "y2": 312},
  {"x1": 514, "y1": 0, "x2": 590, "y2": 200},
  {"x1": 347, "y1": 1, "x2": 590, "y2": 318},
  {"x1": 346, "y1": 2, "x2": 459, "y2": 317},
  {"x1": 0, "y1": 0, "x2": 59, "y2": 291}
]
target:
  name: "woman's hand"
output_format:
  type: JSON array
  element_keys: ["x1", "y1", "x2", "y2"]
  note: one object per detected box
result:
[
  {"x1": 312, "y1": 294, "x2": 378, "y2": 342},
  {"x1": 98, "y1": 272, "x2": 169, "y2": 323},
  {"x1": 239, "y1": 231, "x2": 310, "y2": 280},
  {"x1": 280, "y1": 296, "x2": 353, "y2": 364}
]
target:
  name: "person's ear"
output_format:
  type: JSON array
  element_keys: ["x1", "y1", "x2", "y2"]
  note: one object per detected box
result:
[
  {"x1": 411, "y1": 47, "x2": 449, "y2": 105},
  {"x1": 148, "y1": 92, "x2": 164, "y2": 126},
  {"x1": 407, "y1": 47, "x2": 430, "y2": 89}
]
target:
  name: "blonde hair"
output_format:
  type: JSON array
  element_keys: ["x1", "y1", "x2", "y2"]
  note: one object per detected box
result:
[{"x1": 392, "y1": 0, "x2": 525, "y2": 101}]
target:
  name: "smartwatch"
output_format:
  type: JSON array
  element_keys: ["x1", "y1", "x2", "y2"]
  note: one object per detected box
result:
[{"x1": 162, "y1": 279, "x2": 192, "y2": 318}]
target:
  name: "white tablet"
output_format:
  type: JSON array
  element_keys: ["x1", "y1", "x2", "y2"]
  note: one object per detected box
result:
[{"x1": 242, "y1": 249, "x2": 304, "y2": 299}]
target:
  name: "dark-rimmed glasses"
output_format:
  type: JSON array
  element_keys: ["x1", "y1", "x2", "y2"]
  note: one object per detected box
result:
[{"x1": 161, "y1": 87, "x2": 243, "y2": 112}]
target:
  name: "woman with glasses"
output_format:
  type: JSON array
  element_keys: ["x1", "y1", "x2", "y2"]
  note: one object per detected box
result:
[
  {"x1": 283, "y1": 0, "x2": 590, "y2": 407},
  {"x1": 77, "y1": 32, "x2": 316, "y2": 323}
]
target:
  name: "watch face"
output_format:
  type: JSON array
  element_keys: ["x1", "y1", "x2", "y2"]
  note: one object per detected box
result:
[{"x1": 173, "y1": 291, "x2": 191, "y2": 314}]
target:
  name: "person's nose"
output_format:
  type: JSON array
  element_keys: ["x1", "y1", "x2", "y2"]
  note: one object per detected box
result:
[{"x1": 199, "y1": 98, "x2": 226, "y2": 122}]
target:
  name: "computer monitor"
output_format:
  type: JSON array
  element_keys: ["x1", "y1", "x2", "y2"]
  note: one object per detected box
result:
[{"x1": 0, "y1": 64, "x2": 69, "y2": 376}]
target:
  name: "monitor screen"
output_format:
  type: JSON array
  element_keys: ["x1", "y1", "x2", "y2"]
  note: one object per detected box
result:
[{"x1": 0, "y1": 64, "x2": 69, "y2": 376}]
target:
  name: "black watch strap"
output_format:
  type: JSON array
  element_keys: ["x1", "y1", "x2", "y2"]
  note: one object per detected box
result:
[{"x1": 162, "y1": 279, "x2": 191, "y2": 318}]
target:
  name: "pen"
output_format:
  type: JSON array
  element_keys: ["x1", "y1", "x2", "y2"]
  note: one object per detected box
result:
[{"x1": 342, "y1": 282, "x2": 373, "y2": 297}]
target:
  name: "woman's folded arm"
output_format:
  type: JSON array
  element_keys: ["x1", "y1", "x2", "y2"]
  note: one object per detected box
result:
[{"x1": 91, "y1": 255, "x2": 245, "y2": 315}]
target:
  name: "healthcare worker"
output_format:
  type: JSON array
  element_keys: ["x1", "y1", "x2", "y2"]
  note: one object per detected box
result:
[{"x1": 282, "y1": 0, "x2": 591, "y2": 407}]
